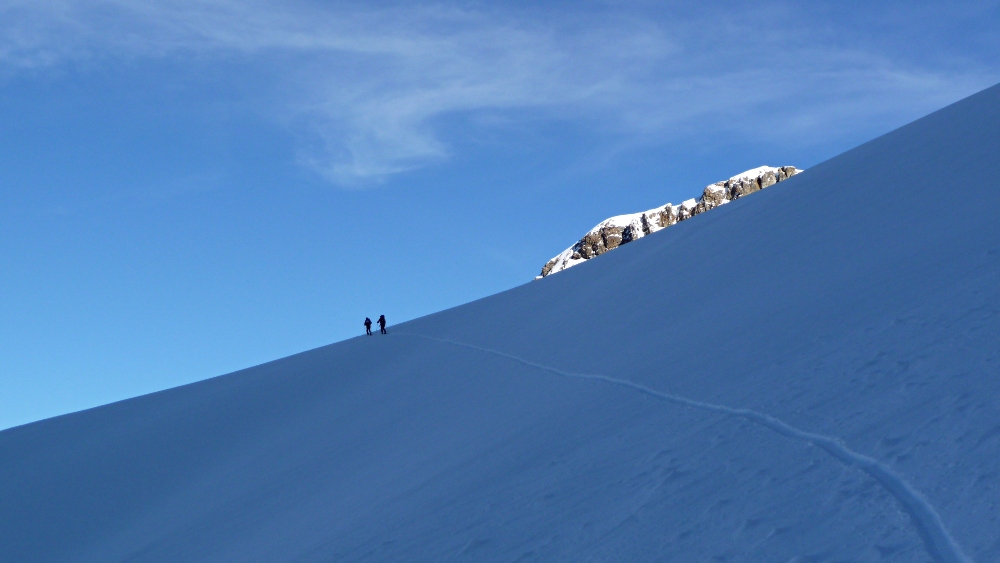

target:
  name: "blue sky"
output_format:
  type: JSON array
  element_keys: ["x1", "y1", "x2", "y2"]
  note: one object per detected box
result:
[{"x1": 2, "y1": 0, "x2": 998, "y2": 430}]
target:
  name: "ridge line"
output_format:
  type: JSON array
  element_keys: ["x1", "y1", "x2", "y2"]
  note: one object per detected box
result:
[{"x1": 398, "y1": 332, "x2": 971, "y2": 563}]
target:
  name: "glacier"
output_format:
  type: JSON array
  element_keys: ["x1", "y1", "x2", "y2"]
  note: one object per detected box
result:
[{"x1": 2, "y1": 83, "x2": 1000, "y2": 561}]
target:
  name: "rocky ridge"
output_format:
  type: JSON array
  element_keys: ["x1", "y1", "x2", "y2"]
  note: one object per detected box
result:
[{"x1": 538, "y1": 166, "x2": 800, "y2": 278}]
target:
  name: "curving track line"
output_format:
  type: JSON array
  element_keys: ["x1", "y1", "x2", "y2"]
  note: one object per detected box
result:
[{"x1": 398, "y1": 332, "x2": 971, "y2": 563}]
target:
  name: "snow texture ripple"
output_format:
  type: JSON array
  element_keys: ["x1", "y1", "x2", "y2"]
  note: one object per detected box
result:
[{"x1": 400, "y1": 333, "x2": 972, "y2": 563}]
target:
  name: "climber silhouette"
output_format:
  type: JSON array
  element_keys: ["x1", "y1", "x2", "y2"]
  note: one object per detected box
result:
[
  {"x1": 377, "y1": 314, "x2": 387, "y2": 334},
  {"x1": 364, "y1": 317, "x2": 373, "y2": 336}
]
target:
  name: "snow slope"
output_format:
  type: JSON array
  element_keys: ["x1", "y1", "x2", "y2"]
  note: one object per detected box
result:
[{"x1": 3, "y1": 84, "x2": 1000, "y2": 562}]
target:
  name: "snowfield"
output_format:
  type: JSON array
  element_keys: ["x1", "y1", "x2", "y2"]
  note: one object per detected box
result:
[{"x1": 2, "y1": 84, "x2": 1000, "y2": 562}]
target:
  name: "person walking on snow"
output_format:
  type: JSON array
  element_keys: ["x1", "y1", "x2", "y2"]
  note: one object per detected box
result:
[
  {"x1": 364, "y1": 317, "x2": 373, "y2": 336},
  {"x1": 377, "y1": 314, "x2": 387, "y2": 334}
]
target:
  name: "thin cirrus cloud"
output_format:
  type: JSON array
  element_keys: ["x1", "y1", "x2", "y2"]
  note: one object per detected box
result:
[{"x1": 0, "y1": 0, "x2": 996, "y2": 185}]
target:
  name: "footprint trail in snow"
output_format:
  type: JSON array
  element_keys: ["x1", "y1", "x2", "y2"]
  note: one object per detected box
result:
[{"x1": 398, "y1": 332, "x2": 971, "y2": 563}]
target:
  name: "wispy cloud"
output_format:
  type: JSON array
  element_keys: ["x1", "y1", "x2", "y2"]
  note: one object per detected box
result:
[{"x1": 2, "y1": 0, "x2": 997, "y2": 185}]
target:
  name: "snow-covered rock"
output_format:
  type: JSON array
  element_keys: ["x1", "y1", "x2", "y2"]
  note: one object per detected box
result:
[{"x1": 538, "y1": 166, "x2": 799, "y2": 277}]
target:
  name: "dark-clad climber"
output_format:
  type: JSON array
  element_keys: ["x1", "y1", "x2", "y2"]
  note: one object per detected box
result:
[
  {"x1": 377, "y1": 314, "x2": 387, "y2": 334},
  {"x1": 364, "y1": 317, "x2": 373, "y2": 336}
]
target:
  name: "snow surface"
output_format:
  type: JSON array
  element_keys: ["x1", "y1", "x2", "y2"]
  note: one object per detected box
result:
[
  {"x1": 3, "y1": 84, "x2": 1000, "y2": 562},
  {"x1": 728, "y1": 165, "x2": 782, "y2": 181}
]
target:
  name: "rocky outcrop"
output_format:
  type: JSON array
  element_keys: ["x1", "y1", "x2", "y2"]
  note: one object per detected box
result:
[{"x1": 538, "y1": 166, "x2": 799, "y2": 278}]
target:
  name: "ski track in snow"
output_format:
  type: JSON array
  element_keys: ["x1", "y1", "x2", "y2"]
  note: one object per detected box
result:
[{"x1": 398, "y1": 333, "x2": 971, "y2": 563}]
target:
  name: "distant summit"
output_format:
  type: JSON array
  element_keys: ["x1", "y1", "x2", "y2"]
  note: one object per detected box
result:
[{"x1": 538, "y1": 166, "x2": 800, "y2": 278}]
